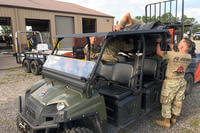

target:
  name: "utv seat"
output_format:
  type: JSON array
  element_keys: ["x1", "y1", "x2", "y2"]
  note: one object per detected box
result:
[
  {"x1": 143, "y1": 58, "x2": 158, "y2": 81},
  {"x1": 112, "y1": 63, "x2": 134, "y2": 85},
  {"x1": 142, "y1": 58, "x2": 162, "y2": 112},
  {"x1": 99, "y1": 87, "x2": 132, "y2": 100},
  {"x1": 142, "y1": 58, "x2": 161, "y2": 88},
  {"x1": 116, "y1": 55, "x2": 126, "y2": 62},
  {"x1": 96, "y1": 62, "x2": 114, "y2": 80},
  {"x1": 98, "y1": 62, "x2": 134, "y2": 100},
  {"x1": 142, "y1": 58, "x2": 157, "y2": 81}
]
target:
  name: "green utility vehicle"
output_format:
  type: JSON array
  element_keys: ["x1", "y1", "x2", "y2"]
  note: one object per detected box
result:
[
  {"x1": 16, "y1": 29, "x2": 171, "y2": 133},
  {"x1": 17, "y1": 0, "x2": 195, "y2": 132}
]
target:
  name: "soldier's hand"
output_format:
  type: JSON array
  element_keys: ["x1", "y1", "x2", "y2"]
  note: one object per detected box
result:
[
  {"x1": 156, "y1": 37, "x2": 162, "y2": 43},
  {"x1": 168, "y1": 43, "x2": 174, "y2": 51}
]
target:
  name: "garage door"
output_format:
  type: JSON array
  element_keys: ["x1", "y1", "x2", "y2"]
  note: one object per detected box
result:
[{"x1": 55, "y1": 16, "x2": 74, "y2": 49}]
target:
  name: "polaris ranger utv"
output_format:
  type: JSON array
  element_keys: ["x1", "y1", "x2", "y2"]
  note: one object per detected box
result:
[
  {"x1": 16, "y1": 0, "x2": 196, "y2": 132},
  {"x1": 16, "y1": 29, "x2": 172, "y2": 133}
]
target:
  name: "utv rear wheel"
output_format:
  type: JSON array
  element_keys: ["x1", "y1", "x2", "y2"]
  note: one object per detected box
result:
[
  {"x1": 185, "y1": 73, "x2": 194, "y2": 95},
  {"x1": 63, "y1": 127, "x2": 93, "y2": 133},
  {"x1": 23, "y1": 60, "x2": 31, "y2": 73},
  {"x1": 30, "y1": 61, "x2": 40, "y2": 75}
]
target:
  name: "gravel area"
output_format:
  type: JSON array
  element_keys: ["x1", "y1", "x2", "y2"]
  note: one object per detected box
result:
[
  {"x1": 0, "y1": 67, "x2": 200, "y2": 133},
  {"x1": 126, "y1": 84, "x2": 200, "y2": 133},
  {"x1": 194, "y1": 40, "x2": 200, "y2": 53},
  {"x1": 0, "y1": 68, "x2": 41, "y2": 133},
  {"x1": 0, "y1": 54, "x2": 21, "y2": 70}
]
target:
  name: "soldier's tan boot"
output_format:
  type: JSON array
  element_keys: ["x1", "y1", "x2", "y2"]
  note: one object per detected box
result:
[
  {"x1": 171, "y1": 115, "x2": 177, "y2": 124},
  {"x1": 156, "y1": 118, "x2": 171, "y2": 128}
]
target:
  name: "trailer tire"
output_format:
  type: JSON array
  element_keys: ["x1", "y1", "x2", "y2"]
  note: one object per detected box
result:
[
  {"x1": 63, "y1": 127, "x2": 93, "y2": 133},
  {"x1": 30, "y1": 60, "x2": 40, "y2": 75},
  {"x1": 185, "y1": 73, "x2": 194, "y2": 95},
  {"x1": 23, "y1": 60, "x2": 31, "y2": 73}
]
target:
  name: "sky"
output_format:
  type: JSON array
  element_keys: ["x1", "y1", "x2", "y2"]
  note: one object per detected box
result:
[
  {"x1": 59, "y1": 0, "x2": 200, "y2": 24},
  {"x1": 1, "y1": 0, "x2": 199, "y2": 33}
]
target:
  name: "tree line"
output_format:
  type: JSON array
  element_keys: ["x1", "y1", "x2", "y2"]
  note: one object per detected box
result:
[{"x1": 135, "y1": 13, "x2": 199, "y2": 33}]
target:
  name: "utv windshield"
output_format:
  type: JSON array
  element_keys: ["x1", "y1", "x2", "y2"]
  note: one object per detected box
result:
[{"x1": 43, "y1": 55, "x2": 95, "y2": 78}]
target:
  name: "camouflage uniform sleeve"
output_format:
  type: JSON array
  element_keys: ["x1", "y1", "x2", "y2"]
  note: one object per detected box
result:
[
  {"x1": 162, "y1": 51, "x2": 169, "y2": 60},
  {"x1": 90, "y1": 45, "x2": 101, "y2": 59},
  {"x1": 84, "y1": 44, "x2": 89, "y2": 60},
  {"x1": 90, "y1": 52, "x2": 99, "y2": 59},
  {"x1": 83, "y1": 44, "x2": 88, "y2": 55},
  {"x1": 120, "y1": 41, "x2": 134, "y2": 51}
]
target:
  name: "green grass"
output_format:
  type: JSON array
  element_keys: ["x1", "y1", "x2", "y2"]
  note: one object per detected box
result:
[
  {"x1": 181, "y1": 128, "x2": 195, "y2": 133},
  {"x1": 0, "y1": 81, "x2": 7, "y2": 84},
  {"x1": 192, "y1": 105, "x2": 200, "y2": 109},
  {"x1": 16, "y1": 73, "x2": 30, "y2": 77},
  {"x1": 190, "y1": 116, "x2": 200, "y2": 128},
  {"x1": 3, "y1": 73, "x2": 15, "y2": 81},
  {"x1": 0, "y1": 66, "x2": 22, "y2": 71},
  {"x1": 5, "y1": 74, "x2": 12, "y2": 77},
  {"x1": 0, "y1": 119, "x2": 16, "y2": 128},
  {"x1": 4, "y1": 72, "x2": 30, "y2": 78},
  {"x1": 0, "y1": 71, "x2": 31, "y2": 84}
]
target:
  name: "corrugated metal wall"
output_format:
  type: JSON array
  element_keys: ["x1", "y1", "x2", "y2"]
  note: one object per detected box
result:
[
  {"x1": 0, "y1": 6, "x2": 114, "y2": 51},
  {"x1": 55, "y1": 16, "x2": 74, "y2": 49}
]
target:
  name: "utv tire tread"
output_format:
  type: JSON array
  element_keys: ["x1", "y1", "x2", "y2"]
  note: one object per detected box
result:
[{"x1": 64, "y1": 127, "x2": 93, "y2": 133}]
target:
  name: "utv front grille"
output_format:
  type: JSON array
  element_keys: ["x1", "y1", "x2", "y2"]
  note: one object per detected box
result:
[
  {"x1": 42, "y1": 104, "x2": 57, "y2": 115},
  {"x1": 25, "y1": 106, "x2": 36, "y2": 119},
  {"x1": 24, "y1": 97, "x2": 44, "y2": 125}
]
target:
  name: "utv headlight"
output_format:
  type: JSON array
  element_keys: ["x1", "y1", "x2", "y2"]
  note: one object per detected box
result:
[{"x1": 56, "y1": 103, "x2": 66, "y2": 111}]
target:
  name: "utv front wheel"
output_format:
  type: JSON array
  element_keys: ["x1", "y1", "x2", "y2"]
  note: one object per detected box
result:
[{"x1": 63, "y1": 127, "x2": 93, "y2": 133}]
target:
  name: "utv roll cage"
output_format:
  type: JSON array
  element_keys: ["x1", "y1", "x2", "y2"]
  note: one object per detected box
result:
[
  {"x1": 145, "y1": 0, "x2": 191, "y2": 43},
  {"x1": 51, "y1": 29, "x2": 171, "y2": 98},
  {"x1": 145, "y1": 0, "x2": 183, "y2": 24}
]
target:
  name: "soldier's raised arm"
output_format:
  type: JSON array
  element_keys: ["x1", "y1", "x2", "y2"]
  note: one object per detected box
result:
[
  {"x1": 168, "y1": 43, "x2": 175, "y2": 51},
  {"x1": 156, "y1": 37, "x2": 163, "y2": 57}
]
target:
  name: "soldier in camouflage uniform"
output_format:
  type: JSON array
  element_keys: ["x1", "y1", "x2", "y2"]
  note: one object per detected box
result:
[
  {"x1": 113, "y1": 12, "x2": 144, "y2": 31},
  {"x1": 84, "y1": 37, "x2": 101, "y2": 60},
  {"x1": 156, "y1": 38, "x2": 192, "y2": 128},
  {"x1": 102, "y1": 37, "x2": 134, "y2": 63}
]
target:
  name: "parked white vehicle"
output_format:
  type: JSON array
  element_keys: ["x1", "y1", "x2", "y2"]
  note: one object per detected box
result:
[{"x1": 193, "y1": 32, "x2": 200, "y2": 40}]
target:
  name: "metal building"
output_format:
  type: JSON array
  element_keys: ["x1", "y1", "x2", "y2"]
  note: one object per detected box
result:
[{"x1": 0, "y1": 0, "x2": 114, "y2": 51}]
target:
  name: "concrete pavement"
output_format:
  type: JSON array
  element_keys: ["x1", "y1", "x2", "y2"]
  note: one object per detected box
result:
[{"x1": 0, "y1": 54, "x2": 21, "y2": 70}]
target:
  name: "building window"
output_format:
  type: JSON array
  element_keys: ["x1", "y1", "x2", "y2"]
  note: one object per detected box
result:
[
  {"x1": 0, "y1": 17, "x2": 13, "y2": 50},
  {"x1": 82, "y1": 18, "x2": 96, "y2": 33}
]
